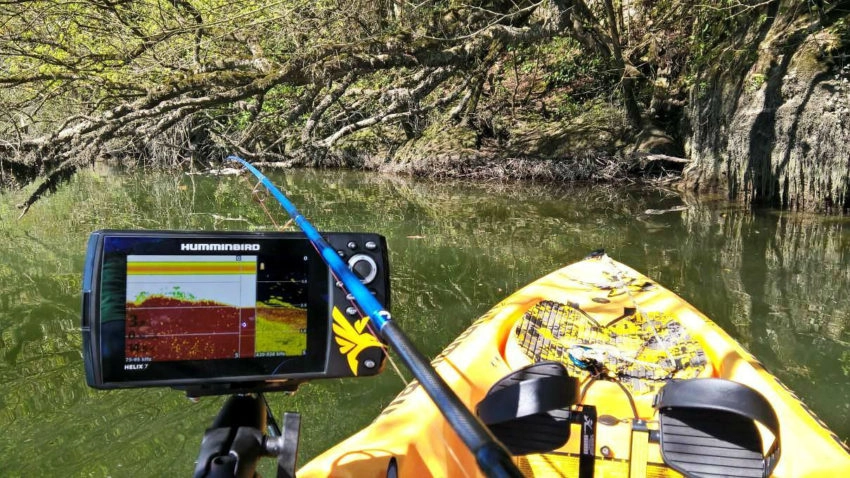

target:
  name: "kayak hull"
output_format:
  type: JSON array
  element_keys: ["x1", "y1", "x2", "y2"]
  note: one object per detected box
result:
[{"x1": 299, "y1": 256, "x2": 850, "y2": 477}]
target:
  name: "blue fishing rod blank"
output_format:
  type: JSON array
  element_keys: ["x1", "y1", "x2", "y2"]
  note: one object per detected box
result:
[
  {"x1": 227, "y1": 156, "x2": 521, "y2": 477},
  {"x1": 229, "y1": 156, "x2": 390, "y2": 331}
]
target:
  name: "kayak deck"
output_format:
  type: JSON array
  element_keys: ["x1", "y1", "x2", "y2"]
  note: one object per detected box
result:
[{"x1": 299, "y1": 255, "x2": 850, "y2": 477}]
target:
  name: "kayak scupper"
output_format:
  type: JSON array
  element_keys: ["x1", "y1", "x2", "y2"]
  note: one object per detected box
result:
[{"x1": 299, "y1": 255, "x2": 850, "y2": 477}]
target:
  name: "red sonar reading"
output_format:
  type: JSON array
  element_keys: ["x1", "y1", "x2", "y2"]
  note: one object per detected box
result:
[{"x1": 125, "y1": 297, "x2": 256, "y2": 361}]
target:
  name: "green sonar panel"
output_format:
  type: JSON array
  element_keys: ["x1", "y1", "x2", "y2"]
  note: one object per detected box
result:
[{"x1": 514, "y1": 300, "x2": 707, "y2": 395}]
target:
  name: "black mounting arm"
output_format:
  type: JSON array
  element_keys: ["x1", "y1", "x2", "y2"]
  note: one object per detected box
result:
[{"x1": 193, "y1": 394, "x2": 301, "y2": 478}]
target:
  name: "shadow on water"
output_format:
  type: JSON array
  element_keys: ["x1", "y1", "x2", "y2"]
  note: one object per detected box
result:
[{"x1": 0, "y1": 168, "x2": 847, "y2": 475}]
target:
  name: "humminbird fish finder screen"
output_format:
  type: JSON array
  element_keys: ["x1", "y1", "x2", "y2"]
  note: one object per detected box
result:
[
  {"x1": 82, "y1": 230, "x2": 389, "y2": 391},
  {"x1": 124, "y1": 253, "x2": 307, "y2": 361}
]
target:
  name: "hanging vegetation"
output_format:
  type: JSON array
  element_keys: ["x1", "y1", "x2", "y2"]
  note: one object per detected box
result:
[{"x1": 1, "y1": 1, "x2": 848, "y2": 213}]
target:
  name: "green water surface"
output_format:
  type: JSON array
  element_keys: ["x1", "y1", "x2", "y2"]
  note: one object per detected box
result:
[{"x1": 0, "y1": 168, "x2": 848, "y2": 476}]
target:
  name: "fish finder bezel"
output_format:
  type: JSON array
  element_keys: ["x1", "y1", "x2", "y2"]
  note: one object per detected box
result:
[{"x1": 81, "y1": 230, "x2": 389, "y2": 395}]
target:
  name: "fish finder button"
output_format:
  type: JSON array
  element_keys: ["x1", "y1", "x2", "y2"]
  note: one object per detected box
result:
[{"x1": 348, "y1": 254, "x2": 378, "y2": 284}]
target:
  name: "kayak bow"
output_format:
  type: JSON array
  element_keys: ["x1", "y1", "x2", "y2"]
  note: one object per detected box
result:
[{"x1": 300, "y1": 254, "x2": 850, "y2": 477}]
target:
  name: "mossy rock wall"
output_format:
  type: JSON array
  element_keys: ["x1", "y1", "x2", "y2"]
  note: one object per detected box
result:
[{"x1": 684, "y1": 4, "x2": 850, "y2": 212}]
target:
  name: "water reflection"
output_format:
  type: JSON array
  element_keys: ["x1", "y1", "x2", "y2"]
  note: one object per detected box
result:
[{"x1": 0, "y1": 169, "x2": 846, "y2": 476}]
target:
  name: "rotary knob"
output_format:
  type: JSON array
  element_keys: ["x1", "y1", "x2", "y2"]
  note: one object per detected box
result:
[{"x1": 348, "y1": 254, "x2": 378, "y2": 284}]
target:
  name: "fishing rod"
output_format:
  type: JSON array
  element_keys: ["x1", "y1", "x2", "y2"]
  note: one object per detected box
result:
[{"x1": 227, "y1": 156, "x2": 522, "y2": 478}]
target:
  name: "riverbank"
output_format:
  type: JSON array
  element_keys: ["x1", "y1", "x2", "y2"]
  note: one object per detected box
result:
[
  {"x1": 2, "y1": 1, "x2": 847, "y2": 214},
  {"x1": 249, "y1": 102, "x2": 689, "y2": 184}
]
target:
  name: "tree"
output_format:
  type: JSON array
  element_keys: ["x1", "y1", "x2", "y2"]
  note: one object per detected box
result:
[
  {"x1": 7, "y1": 1, "x2": 842, "y2": 214},
  {"x1": 1, "y1": 0, "x2": 573, "y2": 213}
]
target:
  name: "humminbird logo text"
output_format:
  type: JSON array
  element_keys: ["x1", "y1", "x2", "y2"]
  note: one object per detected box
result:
[{"x1": 180, "y1": 243, "x2": 260, "y2": 251}]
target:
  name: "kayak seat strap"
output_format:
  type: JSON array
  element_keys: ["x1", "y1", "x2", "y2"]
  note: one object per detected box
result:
[
  {"x1": 653, "y1": 378, "x2": 781, "y2": 478},
  {"x1": 476, "y1": 361, "x2": 579, "y2": 455},
  {"x1": 629, "y1": 419, "x2": 650, "y2": 478}
]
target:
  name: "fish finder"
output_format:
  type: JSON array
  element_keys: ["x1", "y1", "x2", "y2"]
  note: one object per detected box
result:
[{"x1": 81, "y1": 230, "x2": 390, "y2": 395}]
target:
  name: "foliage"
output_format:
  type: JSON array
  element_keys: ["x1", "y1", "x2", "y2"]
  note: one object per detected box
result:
[{"x1": 1, "y1": 1, "x2": 848, "y2": 212}]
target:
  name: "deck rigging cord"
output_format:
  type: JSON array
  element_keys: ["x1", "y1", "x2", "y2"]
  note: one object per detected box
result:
[
  {"x1": 522, "y1": 253, "x2": 689, "y2": 421},
  {"x1": 227, "y1": 156, "x2": 522, "y2": 478}
]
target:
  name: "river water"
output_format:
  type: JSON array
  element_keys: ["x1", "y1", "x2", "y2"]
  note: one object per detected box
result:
[{"x1": 0, "y1": 168, "x2": 848, "y2": 476}]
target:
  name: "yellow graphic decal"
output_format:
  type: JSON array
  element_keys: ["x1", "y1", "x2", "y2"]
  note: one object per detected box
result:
[
  {"x1": 597, "y1": 271, "x2": 653, "y2": 298},
  {"x1": 332, "y1": 306, "x2": 382, "y2": 375},
  {"x1": 515, "y1": 301, "x2": 707, "y2": 396}
]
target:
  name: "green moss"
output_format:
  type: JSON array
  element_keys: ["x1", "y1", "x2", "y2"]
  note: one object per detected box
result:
[
  {"x1": 390, "y1": 120, "x2": 479, "y2": 167},
  {"x1": 417, "y1": 122, "x2": 477, "y2": 149},
  {"x1": 506, "y1": 102, "x2": 625, "y2": 158},
  {"x1": 791, "y1": 41, "x2": 829, "y2": 81},
  {"x1": 746, "y1": 73, "x2": 767, "y2": 92}
]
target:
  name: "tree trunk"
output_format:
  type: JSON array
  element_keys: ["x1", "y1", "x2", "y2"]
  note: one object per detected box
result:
[{"x1": 602, "y1": 0, "x2": 642, "y2": 130}]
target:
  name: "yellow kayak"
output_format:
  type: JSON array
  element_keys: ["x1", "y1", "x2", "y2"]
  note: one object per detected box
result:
[{"x1": 299, "y1": 254, "x2": 850, "y2": 477}]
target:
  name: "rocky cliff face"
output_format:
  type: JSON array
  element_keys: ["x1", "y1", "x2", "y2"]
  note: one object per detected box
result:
[{"x1": 683, "y1": 4, "x2": 850, "y2": 212}]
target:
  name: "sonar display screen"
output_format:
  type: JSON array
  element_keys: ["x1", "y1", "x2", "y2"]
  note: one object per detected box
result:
[{"x1": 124, "y1": 254, "x2": 308, "y2": 362}]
